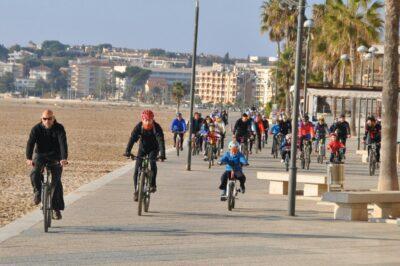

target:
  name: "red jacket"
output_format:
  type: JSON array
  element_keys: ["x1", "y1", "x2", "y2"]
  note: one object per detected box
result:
[
  {"x1": 299, "y1": 121, "x2": 315, "y2": 137},
  {"x1": 327, "y1": 140, "x2": 345, "y2": 154}
]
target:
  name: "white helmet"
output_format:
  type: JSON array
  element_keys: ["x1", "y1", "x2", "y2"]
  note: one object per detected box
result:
[{"x1": 228, "y1": 141, "x2": 239, "y2": 149}]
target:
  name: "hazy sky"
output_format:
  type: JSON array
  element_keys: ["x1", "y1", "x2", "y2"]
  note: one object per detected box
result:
[{"x1": 0, "y1": 0, "x2": 325, "y2": 58}]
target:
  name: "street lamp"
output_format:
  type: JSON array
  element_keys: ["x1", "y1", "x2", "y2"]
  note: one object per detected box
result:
[
  {"x1": 364, "y1": 52, "x2": 373, "y2": 86},
  {"x1": 303, "y1": 19, "x2": 314, "y2": 115},
  {"x1": 186, "y1": 0, "x2": 200, "y2": 171},
  {"x1": 340, "y1": 54, "x2": 350, "y2": 114},
  {"x1": 356, "y1": 45, "x2": 367, "y2": 150},
  {"x1": 368, "y1": 46, "x2": 378, "y2": 87},
  {"x1": 282, "y1": 0, "x2": 306, "y2": 217},
  {"x1": 269, "y1": 56, "x2": 279, "y2": 105}
]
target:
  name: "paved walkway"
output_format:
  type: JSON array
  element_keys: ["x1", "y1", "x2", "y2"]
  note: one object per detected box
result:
[{"x1": 1, "y1": 127, "x2": 400, "y2": 265}]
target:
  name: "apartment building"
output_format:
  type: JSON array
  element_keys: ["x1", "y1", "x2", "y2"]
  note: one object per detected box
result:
[
  {"x1": 0, "y1": 62, "x2": 24, "y2": 79},
  {"x1": 195, "y1": 64, "x2": 255, "y2": 105},
  {"x1": 254, "y1": 67, "x2": 274, "y2": 106},
  {"x1": 70, "y1": 58, "x2": 114, "y2": 97},
  {"x1": 29, "y1": 65, "x2": 52, "y2": 81}
]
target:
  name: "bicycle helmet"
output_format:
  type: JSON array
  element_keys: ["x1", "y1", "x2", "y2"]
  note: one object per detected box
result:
[
  {"x1": 141, "y1": 110, "x2": 154, "y2": 120},
  {"x1": 228, "y1": 141, "x2": 239, "y2": 149}
]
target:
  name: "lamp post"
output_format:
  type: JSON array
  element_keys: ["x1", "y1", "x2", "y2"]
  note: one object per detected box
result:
[
  {"x1": 186, "y1": 0, "x2": 200, "y2": 171},
  {"x1": 368, "y1": 46, "x2": 378, "y2": 87},
  {"x1": 356, "y1": 46, "x2": 367, "y2": 150},
  {"x1": 284, "y1": 0, "x2": 306, "y2": 217},
  {"x1": 303, "y1": 19, "x2": 314, "y2": 115},
  {"x1": 364, "y1": 52, "x2": 373, "y2": 86}
]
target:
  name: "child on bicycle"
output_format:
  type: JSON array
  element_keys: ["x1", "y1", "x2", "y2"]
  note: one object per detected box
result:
[
  {"x1": 327, "y1": 133, "x2": 345, "y2": 163},
  {"x1": 280, "y1": 134, "x2": 292, "y2": 163},
  {"x1": 218, "y1": 141, "x2": 248, "y2": 200},
  {"x1": 270, "y1": 119, "x2": 281, "y2": 155},
  {"x1": 202, "y1": 123, "x2": 220, "y2": 161}
]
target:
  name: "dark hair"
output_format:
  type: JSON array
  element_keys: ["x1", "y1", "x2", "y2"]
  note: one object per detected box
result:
[{"x1": 242, "y1": 113, "x2": 248, "y2": 118}]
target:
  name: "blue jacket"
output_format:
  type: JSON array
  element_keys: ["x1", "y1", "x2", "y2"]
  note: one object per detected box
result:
[
  {"x1": 270, "y1": 124, "x2": 280, "y2": 136},
  {"x1": 170, "y1": 118, "x2": 187, "y2": 132},
  {"x1": 219, "y1": 151, "x2": 248, "y2": 172}
]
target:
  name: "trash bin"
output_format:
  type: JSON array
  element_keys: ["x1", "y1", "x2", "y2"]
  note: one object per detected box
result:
[{"x1": 327, "y1": 163, "x2": 344, "y2": 191}]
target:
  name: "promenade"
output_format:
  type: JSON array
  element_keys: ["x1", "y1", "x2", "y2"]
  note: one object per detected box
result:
[{"x1": 1, "y1": 124, "x2": 399, "y2": 265}]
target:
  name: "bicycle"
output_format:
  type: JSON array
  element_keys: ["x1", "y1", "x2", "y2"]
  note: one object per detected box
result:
[
  {"x1": 272, "y1": 134, "x2": 282, "y2": 159},
  {"x1": 219, "y1": 161, "x2": 248, "y2": 211},
  {"x1": 238, "y1": 137, "x2": 249, "y2": 161},
  {"x1": 283, "y1": 147, "x2": 291, "y2": 172},
  {"x1": 130, "y1": 154, "x2": 154, "y2": 216},
  {"x1": 41, "y1": 161, "x2": 59, "y2": 233},
  {"x1": 368, "y1": 143, "x2": 378, "y2": 176},
  {"x1": 300, "y1": 139, "x2": 312, "y2": 170},
  {"x1": 316, "y1": 138, "x2": 326, "y2": 164},
  {"x1": 174, "y1": 131, "x2": 184, "y2": 157},
  {"x1": 191, "y1": 134, "x2": 201, "y2": 156},
  {"x1": 206, "y1": 141, "x2": 218, "y2": 169}
]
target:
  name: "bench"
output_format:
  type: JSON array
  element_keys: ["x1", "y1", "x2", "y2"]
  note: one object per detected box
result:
[
  {"x1": 322, "y1": 191, "x2": 400, "y2": 221},
  {"x1": 257, "y1": 171, "x2": 328, "y2": 197},
  {"x1": 356, "y1": 150, "x2": 368, "y2": 163}
]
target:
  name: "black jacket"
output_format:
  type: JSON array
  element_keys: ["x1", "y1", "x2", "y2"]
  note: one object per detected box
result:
[
  {"x1": 234, "y1": 118, "x2": 252, "y2": 137},
  {"x1": 26, "y1": 121, "x2": 68, "y2": 160},
  {"x1": 191, "y1": 118, "x2": 204, "y2": 134},
  {"x1": 332, "y1": 121, "x2": 351, "y2": 138},
  {"x1": 125, "y1": 121, "x2": 166, "y2": 156}
]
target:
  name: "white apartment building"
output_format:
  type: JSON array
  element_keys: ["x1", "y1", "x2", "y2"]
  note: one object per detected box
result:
[
  {"x1": 7, "y1": 50, "x2": 37, "y2": 63},
  {"x1": 254, "y1": 67, "x2": 274, "y2": 106},
  {"x1": 29, "y1": 66, "x2": 52, "y2": 81},
  {"x1": 70, "y1": 59, "x2": 114, "y2": 97},
  {"x1": 15, "y1": 78, "x2": 36, "y2": 92},
  {"x1": 0, "y1": 62, "x2": 24, "y2": 78}
]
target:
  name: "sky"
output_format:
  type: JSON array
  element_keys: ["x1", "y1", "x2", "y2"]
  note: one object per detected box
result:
[{"x1": 0, "y1": 0, "x2": 325, "y2": 58}]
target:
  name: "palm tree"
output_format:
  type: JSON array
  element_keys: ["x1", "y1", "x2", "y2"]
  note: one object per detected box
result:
[
  {"x1": 311, "y1": 0, "x2": 383, "y2": 126},
  {"x1": 378, "y1": 0, "x2": 399, "y2": 191},
  {"x1": 172, "y1": 82, "x2": 185, "y2": 113}
]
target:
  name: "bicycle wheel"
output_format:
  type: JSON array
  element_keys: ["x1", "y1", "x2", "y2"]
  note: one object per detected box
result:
[
  {"x1": 208, "y1": 147, "x2": 212, "y2": 169},
  {"x1": 369, "y1": 152, "x2": 376, "y2": 176},
  {"x1": 42, "y1": 185, "x2": 51, "y2": 232},
  {"x1": 137, "y1": 171, "x2": 146, "y2": 216},
  {"x1": 176, "y1": 142, "x2": 180, "y2": 157},
  {"x1": 227, "y1": 182, "x2": 235, "y2": 211},
  {"x1": 217, "y1": 141, "x2": 221, "y2": 156},
  {"x1": 301, "y1": 156, "x2": 305, "y2": 169},
  {"x1": 305, "y1": 146, "x2": 311, "y2": 170}
]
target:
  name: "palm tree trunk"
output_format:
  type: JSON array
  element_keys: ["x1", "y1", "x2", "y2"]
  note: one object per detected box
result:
[
  {"x1": 378, "y1": 0, "x2": 400, "y2": 191},
  {"x1": 350, "y1": 43, "x2": 357, "y2": 136}
]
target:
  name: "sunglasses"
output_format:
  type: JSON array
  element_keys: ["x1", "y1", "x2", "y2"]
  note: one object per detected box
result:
[{"x1": 42, "y1": 117, "x2": 53, "y2": 121}]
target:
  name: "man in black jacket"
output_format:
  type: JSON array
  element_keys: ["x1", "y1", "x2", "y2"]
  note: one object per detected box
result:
[
  {"x1": 26, "y1": 109, "x2": 68, "y2": 220},
  {"x1": 191, "y1": 112, "x2": 204, "y2": 151},
  {"x1": 234, "y1": 113, "x2": 252, "y2": 144},
  {"x1": 124, "y1": 110, "x2": 166, "y2": 201}
]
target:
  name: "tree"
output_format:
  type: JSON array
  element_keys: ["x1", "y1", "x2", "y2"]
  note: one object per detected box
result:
[
  {"x1": 148, "y1": 48, "x2": 166, "y2": 57},
  {"x1": 0, "y1": 45, "x2": 9, "y2": 62},
  {"x1": 378, "y1": 0, "x2": 399, "y2": 191},
  {"x1": 223, "y1": 52, "x2": 231, "y2": 64},
  {"x1": 8, "y1": 44, "x2": 21, "y2": 53},
  {"x1": 41, "y1": 40, "x2": 68, "y2": 56},
  {"x1": 34, "y1": 78, "x2": 50, "y2": 97},
  {"x1": 172, "y1": 82, "x2": 185, "y2": 113},
  {"x1": 0, "y1": 72, "x2": 15, "y2": 93}
]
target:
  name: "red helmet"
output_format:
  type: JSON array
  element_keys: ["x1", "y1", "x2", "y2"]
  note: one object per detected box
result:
[{"x1": 141, "y1": 110, "x2": 154, "y2": 120}]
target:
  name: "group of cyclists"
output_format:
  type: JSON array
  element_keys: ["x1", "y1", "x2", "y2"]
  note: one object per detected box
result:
[{"x1": 25, "y1": 106, "x2": 382, "y2": 220}]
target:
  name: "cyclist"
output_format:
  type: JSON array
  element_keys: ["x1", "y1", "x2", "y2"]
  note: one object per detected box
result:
[
  {"x1": 298, "y1": 114, "x2": 315, "y2": 153},
  {"x1": 190, "y1": 112, "x2": 204, "y2": 151},
  {"x1": 270, "y1": 119, "x2": 281, "y2": 155},
  {"x1": 280, "y1": 133, "x2": 292, "y2": 163},
  {"x1": 279, "y1": 113, "x2": 292, "y2": 136},
  {"x1": 215, "y1": 115, "x2": 226, "y2": 152},
  {"x1": 254, "y1": 114, "x2": 265, "y2": 152},
  {"x1": 233, "y1": 113, "x2": 253, "y2": 153},
  {"x1": 218, "y1": 141, "x2": 248, "y2": 200},
  {"x1": 248, "y1": 112, "x2": 257, "y2": 154},
  {"x1": 327, "y1": 133, "x2": 345, "y2": 162},
  {"x1": 331, "y1": 114, "x2": 351, "y2": 154},
  {"x1": 261, "y1": 115, "x2": 270, "y2": 144},
  {"x1": 314, "y1": 116, "x2": 329, "y2": 152},
  {"x1": 221, "y1": 110, "x2": 229, "y2": 125},
  {"x1": 202, "y1": 123, "x2": 220, "y2": 160},
  {"x1": 363, "y1": 116, "x2": 381, "y2": 162},
  {"x1": 170, "y1": 112, "x2": 187, "y2": 150},
  {"x1": 26, "y1": 109, "x2": 68, "y2": 220},
  {"x1": 124, "y1": 110, "x2": 166, "y2": 201}
]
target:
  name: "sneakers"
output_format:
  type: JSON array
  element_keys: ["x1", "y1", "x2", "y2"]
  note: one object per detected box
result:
[
  {"x1": 52, "y1": 210, "x2": 62, "y2": 220},
  {"x1": 280, "y1": 159, "x2": 285, "y2": 163},
  {"x1": 133, "y1": 191, "x2": 138, "y2": 202},
  {"x1": 150, "y1": 186, "x2": 157, "y2": 193},
  {"x1": 220, "y1": 190, "x2": 227, "y2": 201},
  {"x1": 33, "y1": 192, "x2": 41, "y2": 205}
]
